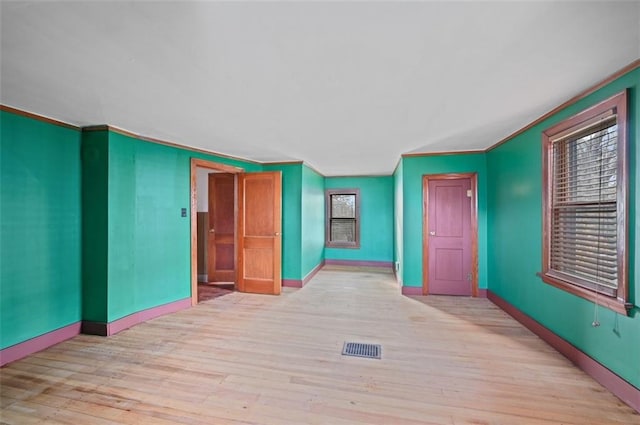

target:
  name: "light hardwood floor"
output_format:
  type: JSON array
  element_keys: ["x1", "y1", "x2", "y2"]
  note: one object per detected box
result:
[{"x1": 1, "y1": 266, "x2": 638, "y2": 424}]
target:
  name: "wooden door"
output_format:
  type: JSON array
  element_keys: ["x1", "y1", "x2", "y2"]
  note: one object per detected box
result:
[
  {"x1": 207, "y1": 173, "x2": 236, "y2": 282},
  {"x1": 424, "y1": 177, "x2": 473, "y2": 296},
  {"x1": 237, "y1": 171, "x2": 282, "y2": 295}
]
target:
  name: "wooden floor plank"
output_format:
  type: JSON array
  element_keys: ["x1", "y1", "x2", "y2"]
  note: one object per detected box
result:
[{"x1": 1, "y1": 266, "x2": 638, "y2": 424}]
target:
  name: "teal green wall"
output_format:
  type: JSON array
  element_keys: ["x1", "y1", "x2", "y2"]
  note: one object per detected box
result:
[
  {"x1": 81, "y1": 130, "x2": 109, "y2": 322},
  {"x1": 393, "y1": 162, "x2": 404, "y2": 283},
  {"x1": 301, "y1": 165, "x2": 325, "y2": 277},
  {"x1": 82, "y1": 130, "x2": 261, "y2": 323},
  {"x1": 1, "y1": 111, "x2": 82, "y2": 349},
  {"x1": 325, "y1": 176, "x2": 394, "y2": 263},
  {"x1": 487, "y1": 68, "x2": 640, "y2": 389},
  {"x1": 263, "y1": 163, "x2": 303, "y2": 281},
  {"x1": 106, "y1": 133, "x2": 190, "y2": 321},
  {"x1": 263, "y1": 163, "x2": 325, "y2": 281},
  {"x1": 401, "y1": 154, "x2": 488, "y2": 289}
]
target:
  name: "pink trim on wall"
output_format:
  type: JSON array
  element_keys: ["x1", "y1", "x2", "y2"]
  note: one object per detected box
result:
[
  {"x1": 488, "y1": 291, "x2": 639, "y2": 413},
  {"x1": 82, "y1": 298, "x2": 192, "y2": 337},
  {"x1": 401, "y1": 286, "x2": 486, "y2": 298},
  {"x1": 0, "y1": 322, "x2": 81, "y2": 367},
  {"x1": 282, "y1": 261, "x2": 325, "y2": 288},
  {"x1": 324, "y1": 259, "x2": 393, "y2": 268},
  {"x1": 302, "y1": 261, "x2": 324, "y2": 285},
  {"x1": 282, "y1": 279, "x2": 303, "y2": 288},
  {"x1": 401, "y1": 286, "x2": 423, "y2": 296}
]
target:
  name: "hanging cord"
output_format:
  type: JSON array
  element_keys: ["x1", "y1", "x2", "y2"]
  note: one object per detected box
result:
[{"x1": 592, "y1": 130, "x2": 606, "y2": 328}]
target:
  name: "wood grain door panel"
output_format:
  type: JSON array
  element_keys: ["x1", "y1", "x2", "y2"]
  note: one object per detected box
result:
[
  {"x1": 208, "y1": 173, "x2": 236, "y2": 282},
  {"x1": 237, "y1": 172, "x2": 282, "y2": 295}
]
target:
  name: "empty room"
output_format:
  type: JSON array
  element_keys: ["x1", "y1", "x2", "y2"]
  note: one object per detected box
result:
[{"x1": 1, "y1": 1, "x2": 639, "y2": 423}]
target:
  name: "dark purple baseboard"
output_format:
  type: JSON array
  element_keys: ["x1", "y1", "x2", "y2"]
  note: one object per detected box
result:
[
  {"x1": 0, "y1": 322, "x2": 81, "y2": 367},
  {"x1": 488, "y1": 290, "x2": 639, "y2": 413},
  {"x1": 282, "y1": 261, "x2": 325, "y2": 288},
  {"x1": 478, "y1": 288, "x2": 488, "y2": 298},
  {"x1": 82, "y1": 297, "x2": 192, "y2": 337},
  {"x1": 324, "y1": 259, "x2": 393, "y2": 268}
]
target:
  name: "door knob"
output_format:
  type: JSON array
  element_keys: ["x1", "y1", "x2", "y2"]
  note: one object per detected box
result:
[
  {"x1": 429, "y1": 231, "x2": 436, "y2": 236},
  {"x1": 274, "y1": 232, "x2": 281, "y2": 236},
  {"x1": 209, "y1": 229, "x2": 215, "y2": 233}
]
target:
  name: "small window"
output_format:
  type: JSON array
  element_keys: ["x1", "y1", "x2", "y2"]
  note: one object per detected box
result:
[
  {"x1": 541, "y1": 90, "x2": 630, "y2": 315},
  {"x1": 325, "y1": 189, "x2": 360, "y2": 248}
]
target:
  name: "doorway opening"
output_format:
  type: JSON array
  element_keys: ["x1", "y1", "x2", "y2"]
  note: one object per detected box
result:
[
  {"x1": 191, "y1": 159, "x2": 243, "y2": 305},
  {"x1": 190, "y1": 159, "x2": 283, "y2": 305},
  {"x1": 422, "y1": 173, "x2": 478, "y2": 297}
]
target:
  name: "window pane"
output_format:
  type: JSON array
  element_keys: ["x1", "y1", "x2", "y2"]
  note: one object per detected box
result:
[
  {"x1": 325, "y1": 189, "x2": 360, "y2": 248},
  {"x1": 553, "y1": 122, "x2": 617, "y2": 205},
  {"x1": 331, "y1": 194, "x2": 355, "y2": 218},
  {"x1": 331, "y1": 219, "x2": 355, "y2": 242},
  {"x1": 550, "y1": 120, "x2": 618, "y2": 290},
  {"x1": 540, "y1": 91, "x2": 629, "y2": 312},
  {"x1": 550, "y1": 203, "x2": 618, "y2": 291}
]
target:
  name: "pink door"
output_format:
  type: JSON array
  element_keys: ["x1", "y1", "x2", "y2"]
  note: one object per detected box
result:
[{"x1": 425, "y1": 177, "x2": 472, "y2": 296}]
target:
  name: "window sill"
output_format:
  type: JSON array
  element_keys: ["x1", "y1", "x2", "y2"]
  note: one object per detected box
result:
[
  {"x1": 537, "y1": 272, "x2": 631, "y2": 316},
  {"x1": 325, "y1": 243, "x2": 360, "y2": 249}
]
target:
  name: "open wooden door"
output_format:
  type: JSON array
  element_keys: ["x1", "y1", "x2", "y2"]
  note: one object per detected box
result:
[
  {"x1": 237, "y1": 171, "x2": 282, "y2": 295},
  {"x1": 207, "y1": 173, "x2": 235, "y2": 282}
]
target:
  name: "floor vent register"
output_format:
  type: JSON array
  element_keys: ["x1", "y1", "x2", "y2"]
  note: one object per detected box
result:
[{"x1": 342, "y1": 342, "x2": 381, "y2": 359}]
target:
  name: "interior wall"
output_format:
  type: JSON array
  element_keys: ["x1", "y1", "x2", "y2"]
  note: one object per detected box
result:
[
  {"x1": 81, "y1": 129, "x2": 109, "y2": 323},
  {"x1": 1, "y1": 110, "x2": 82, "y2": 349},
  {"x1": 400, "y1": 153, "x2": 488, "y2": 290},
  {"x1": 301, "y1": 164, "x2": 325, "y2": 277},
  {"x1": 393, "y1": 161, "x2": 404, "y2": 283},
  {"x1": 486, "y1": 67, "x2": 640, "y2": 390},
  {"x1": 81, "y1": 129, "x2": 261, "y2": 325},
  {"x1": 106, "y1": 132, "x2": 192, "y2": 322},
  {"x1": 196, "y1": 167, "x2": 210, "y2": 212},
  {"x1": 263, "y1": 163, "x2": 303, "y2": 281},
  {"x1": 324, "y1": 176, "x2": 394, "y2": 263}
]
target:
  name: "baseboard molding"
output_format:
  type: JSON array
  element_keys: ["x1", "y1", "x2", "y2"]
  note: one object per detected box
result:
[
  {"x1": 401, "y1": 286, "x2": 423, "y2": 296},
  {"x1": 488, "y1": 290, "x2": 639, "y2": 413},
  {"x1": 324, "y1": 259, "x2": 393, "y2": 268},
  {"x1": 401, "y1": 287, "x2": 488, "y2": 298},
  {"x1": 283, "y1": 261, "x2": 325, "y2": 288},
  {"x1": 82, "y1": 297, "x2": 192, "y2": 337},
  {"x1": 0, "y1": 322, "x2": 81, "y2": 367},
  {"x1": 282, "y1": 279, "x2": 303, "y2": 288},
  {"x1": 302, "y1": 261, "x2": 325, "y2": 285}
]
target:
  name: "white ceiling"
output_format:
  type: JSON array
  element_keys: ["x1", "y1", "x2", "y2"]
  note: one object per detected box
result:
[{"x1": 2, "y1": 1, "x2": 639, "y2": 176}]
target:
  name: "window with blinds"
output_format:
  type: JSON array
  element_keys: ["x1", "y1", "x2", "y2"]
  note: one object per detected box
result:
[
  {"x1": 325, "y1": 189, "x2": 360, "y2": 248},
  {"x1": 541, "y1": 90, "x2": 629, "y2": 314}
]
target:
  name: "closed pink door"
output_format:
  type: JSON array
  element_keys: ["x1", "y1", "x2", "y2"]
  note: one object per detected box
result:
[{"x1": 426, "y1": 178, "x2": 472, "y2": 296}]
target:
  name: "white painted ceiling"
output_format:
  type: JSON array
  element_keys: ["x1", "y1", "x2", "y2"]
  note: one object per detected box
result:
[{"x1": 2, "y1": 1, "x2": 639, "y2": 176}]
